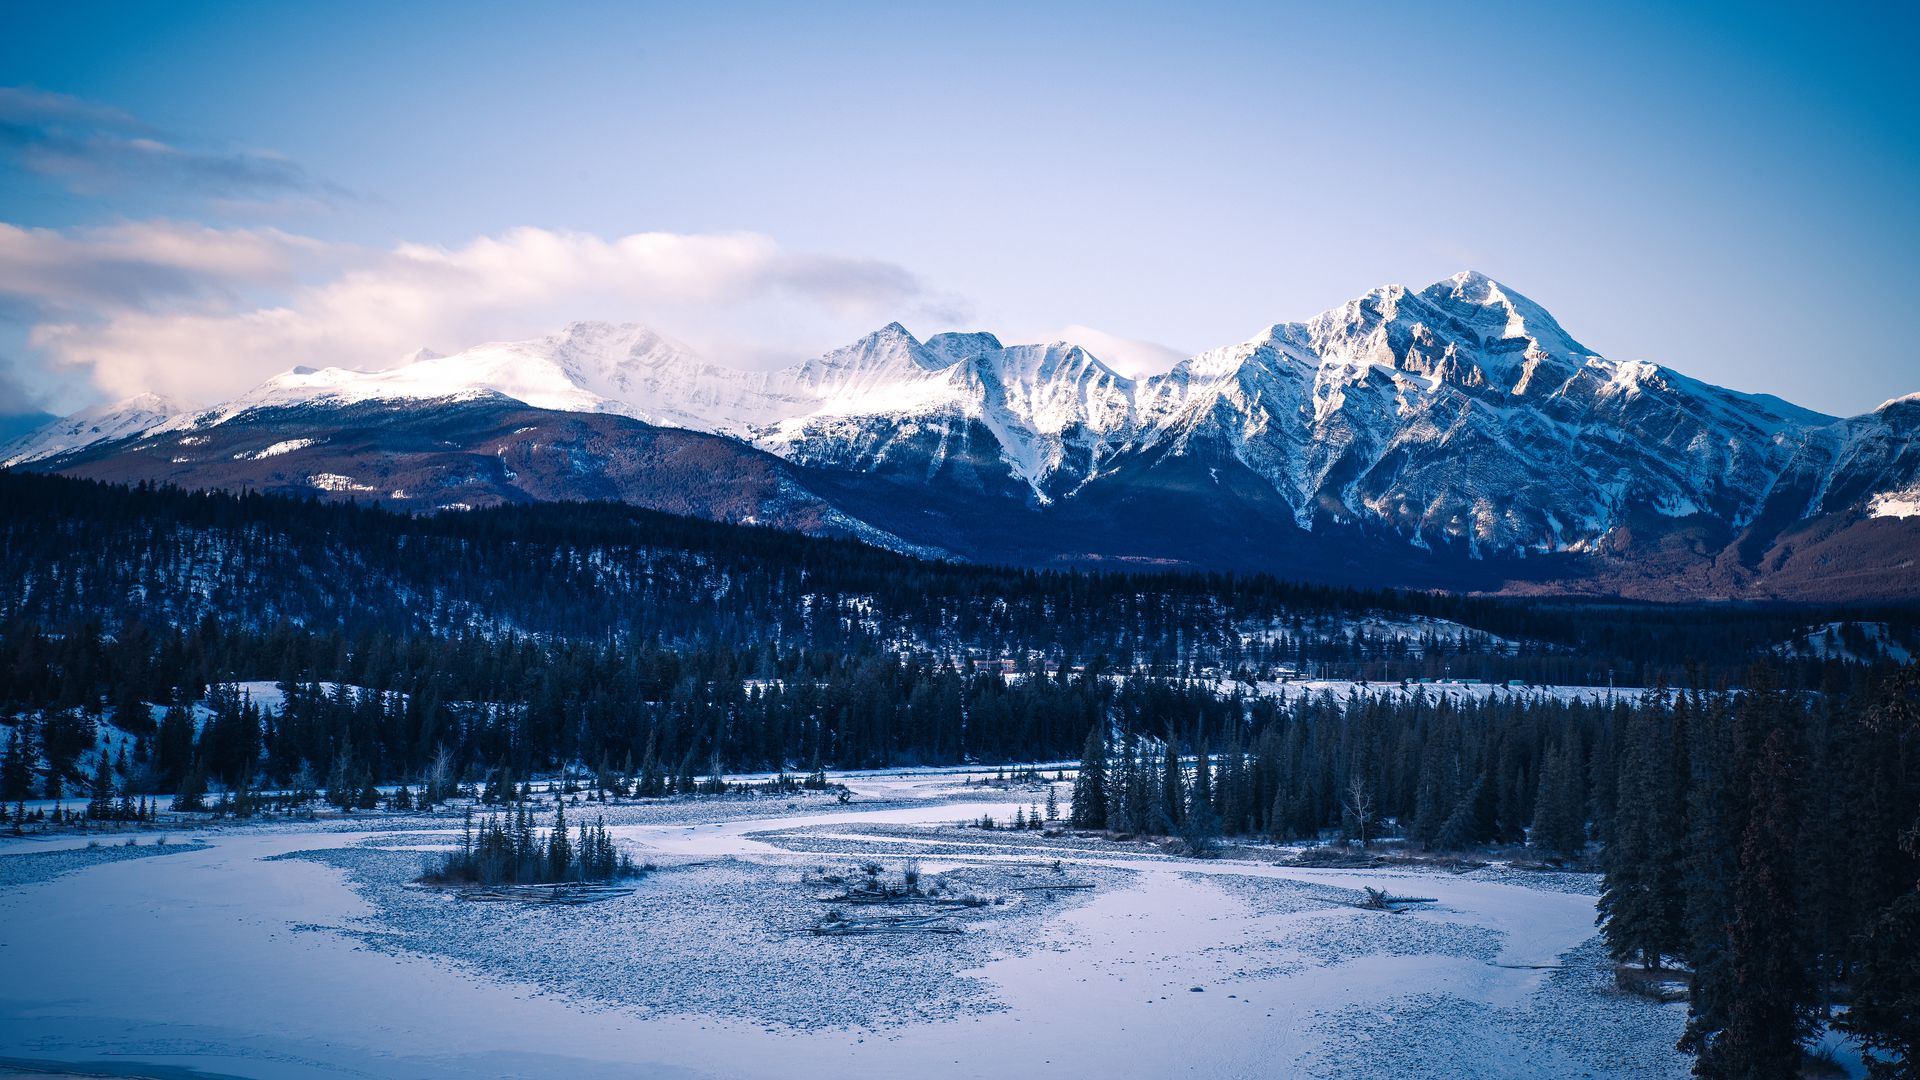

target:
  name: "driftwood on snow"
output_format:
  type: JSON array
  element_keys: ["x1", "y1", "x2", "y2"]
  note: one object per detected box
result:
[
  {"x1": 1357, "y1": 886, "x2": 1437, "y2": 911},
  {"x1": 454, "y1": 882, "x2": 637, "y2": 904},
  {"x1": 808, "y1": 911, "x2": 963, "y2": 936}
]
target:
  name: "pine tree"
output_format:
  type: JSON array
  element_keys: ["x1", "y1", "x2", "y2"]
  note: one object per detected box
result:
[
  {"x1": 1530, "y1": 738, "x2": 1585, "y2": 858},
  {"x1": 154, "y1": 705, "x2": 194, "y2": 788},
  {"x1": 1111, "y1": 733, "x2": 1143, "y2": 834},
  {"x1": 1159, "y1": 738, "x2": 1184, "y2": 833},
  {"x1": 87, "y1": 753, "x2": 115, "y2": 820},
  {"x1": 1, "y1": 729, "x2": 32, "y2": 801},
  {"x1": 1069, "y1": 723, "x2": 1107, "y2": 829},
  {"x1": 548, "y1": 802, "x2": 573, "y2": 881},
  {"x1": 1599, "y1": 704, "x2": 1686, "y2": 968},
  {"x1": 1837, "y1": 664, "x2": 1920, "y2": 1078},
  {"x1": 174, "y1": 761, "x2": 207, "y2": 812},
  {"x1": 1690, "y1": 724, "x2": 1813, "y2": 1079},
  {"x1": 1680, "y1": 688, "x2": 1740, "y2": 1060},
  {"x1": 1839, "y1": 892, "x2": 1920, "y2": 1079},
  {"x1": 1190, "y1": 736, "x2": 1214, "y2": 821},
  {"x1": 1435, "y1": 771, "x2": 1492, "y2": 851}
]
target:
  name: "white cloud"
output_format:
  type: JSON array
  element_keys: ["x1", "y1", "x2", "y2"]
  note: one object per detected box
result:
[
  {"x1": 9, "y1": 224, "x2": 959, "y2": 403},
  {"x1": 0, "y1": 220, "x2": 333, "y2": 312}
]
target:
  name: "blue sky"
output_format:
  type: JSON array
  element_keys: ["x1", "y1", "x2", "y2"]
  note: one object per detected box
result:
[{"x1": 2, "y1": 0, "x2": 1916, "y2": 414}]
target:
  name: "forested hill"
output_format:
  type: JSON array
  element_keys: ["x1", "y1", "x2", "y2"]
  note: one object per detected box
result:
[{"x1": 0, "y1": 472, "x2": 1915, "y2": 681}]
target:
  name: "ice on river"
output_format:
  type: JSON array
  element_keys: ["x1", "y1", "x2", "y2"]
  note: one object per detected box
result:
[{"x1": 0, "y1": 767, "x2": 1690, "y2": 1079}]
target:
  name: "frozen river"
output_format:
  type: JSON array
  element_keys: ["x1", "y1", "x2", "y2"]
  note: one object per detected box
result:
[{"x1": 0, "y1": 768, "x2": 1691, "y2": 1079}]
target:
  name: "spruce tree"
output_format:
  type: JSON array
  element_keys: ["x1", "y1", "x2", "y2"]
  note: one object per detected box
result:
[
  {"x1": 1190, "y1": 736, "x2": 1213, "y2": 821},
  {"x1": 1435, "y1": 771, "x2": 1492, "y2": 851},
  {"x1": 87, "y1": 753, "x2": 114, "y2": 820},
  {"x1": 1159, "y1": 738, "x2": 1184, "y2": 833},
  {"x1": 154, "y1": 705, "x2": 194, "y2": 788},
  {"x1": 1070, "y1": 723, "x2": 1107, "y2": 829},
  {"x1": 1690, "y1": 724, "x2": 1813, "y2": 1079},
  {"x1": 1531, "y1": 737, "x2": 1586, "y2": 859},
  {"x1": 1838, "y1": 665, "x2": 1920, "y2": 1078},
  {"x1": 1680, "y1": 688, "x2": 1740, "y2": 1060},
  {"x1": 174, "y1": 761, "x2": 207, "y2": 812},
  {"x1": 1840, "y1": 892, "x2": 1920, "y2": 1080},
  {"x1": 548, "y1": 802, "x2": 573, "y2": 881},
  {"x1": 1, "y1": 730, "x2": 33, "y2": 802},
  {"x1": 1605, "y1": 707, "x2": 1681, "y2": 957}
]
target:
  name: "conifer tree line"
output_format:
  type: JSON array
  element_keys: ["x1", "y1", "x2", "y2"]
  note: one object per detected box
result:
[
  {"x1": 1598, "y1": 668, "x2": 1920, "y2": 1079},
  {"x1": 0, "y1": 617, "x2": 1132, "y2": 799},
  {"x1": 2, "y1": 476, "x2": 1916, "y2": 1070},
  {"x1": 423, "y1": 802, "x2": 637, "y2": 886},
  {"x1": 1063, "y1": 666, "x2": 1919, "y2": 1078},
  {"x1": 4, "y1": 473, "x2": 1911, "y2": 685}
]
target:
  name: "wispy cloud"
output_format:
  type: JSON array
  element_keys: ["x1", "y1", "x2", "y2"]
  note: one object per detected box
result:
[
  {"x1": 6, "y1": 223, "x2": 964, "y2": 402},
  {"x1": 0, "y1": 87, "x2": 351, "y2": 203},
  {"x1": 0, "y1": 220, "x2": 338, "y2": 313}
]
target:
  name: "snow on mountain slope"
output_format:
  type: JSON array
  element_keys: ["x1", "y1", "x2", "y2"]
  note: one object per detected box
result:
[
  {"x1": 167, "y1": 322, "x2": 796, "y2": 435},
  {"x1": 1, "y1": 393, "x2": 195, "y2": 468},
  {"x1": 962, "y1": 341, "x2": 1136, "y2": 489},
  {"x1": 1776, "y1": 391, "x2": 1920, "y2": 521},
  {"x1": 13, "y1": 271, "x2": 1916, "y2": 576},
  {"x1": 760, "y1": 329, "x2": 1143, "y2": 500},
  {"x1": 1110, "y1": 272, "x2": 1871, "y2": 554},
  {"x1": 1869, "y1": 484, "x2": 1920, "y2": 519},
  {"x1": 776, "y1": 322, "x2": 963, "y2": 419}
]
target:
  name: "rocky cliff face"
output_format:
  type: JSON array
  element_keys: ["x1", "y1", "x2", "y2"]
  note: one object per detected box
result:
[{"x1": 9, "y1": 272, "x2": 1916, "y2": 600}]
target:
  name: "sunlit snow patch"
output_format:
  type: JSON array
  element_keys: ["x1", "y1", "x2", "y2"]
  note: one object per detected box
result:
[
  {"x1": 1867, "y1": 483, "x2": 1920, "y2": 519},
  {"x1": 235, "y1": 438, "x2": 316, "y2": 460}
]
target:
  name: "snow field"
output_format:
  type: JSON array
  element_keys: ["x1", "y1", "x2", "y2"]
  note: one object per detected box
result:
[{"x1": 0, "y1": 769, "x2": 1693, "y2": 1078}]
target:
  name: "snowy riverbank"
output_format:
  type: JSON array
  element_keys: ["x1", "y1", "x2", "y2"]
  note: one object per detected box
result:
[{"x1": 0, "y1": 768, "x2": 1693, "y2": 1079}]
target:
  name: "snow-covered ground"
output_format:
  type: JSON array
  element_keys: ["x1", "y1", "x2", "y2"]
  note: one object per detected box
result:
[
  {"x1": 0, "y1": 768, "x2": 1698, "y2": 1079},
  {"x1": 1246, "y1": 677, "x2": 1649, "y2": 706},
  {"x1": 1773, "y1": 620, "x2": 1916, "y2": 665}
]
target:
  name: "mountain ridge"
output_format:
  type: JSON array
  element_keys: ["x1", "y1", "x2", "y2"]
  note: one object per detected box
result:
[{"x1": 7, "y1": 271, "x2": 1916, "y2": 600}]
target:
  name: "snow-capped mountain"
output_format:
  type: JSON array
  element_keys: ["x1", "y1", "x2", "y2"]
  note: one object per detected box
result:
[
  {"x1": 168, "y1": 322, "x2": 796, "y2": 435},
  {"x1": 1120, "y1": 272, "x2": 1847, "y2": 554},
  {"x1": 1, "y1": 392, "x2": 195, "y2": 468},
  {"x1": 11, "y1": 271, "x2": 1918, "y2": 599}
]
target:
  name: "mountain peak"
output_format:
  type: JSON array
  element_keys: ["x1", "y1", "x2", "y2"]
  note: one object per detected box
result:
[
  {"x1": 559, "y1": 318, "x2": 645, "y2": 337},
  {"x1": 784, "y1": 322, "x2": 947, "y2": 398},
  {"x1": 852, "y1": 321, "x2": 915, "y2": 344},
  {"x1": 925, "y1": 331, "x2": 1004, "y2": 367},
  {"x1": 1435, "y1": 268, "x2": 1498, "y2": 295},
  {"x1": 0, "y1": 391, "x2": 195, "y2": 468},
  {"x1": 106, "y1": 391, "x2": 195, "y2": 415},
  {"x1": 1416, "y1": 271, "x2": 1579, "y2": 348},
  {"x1": 549, "y1": 320, "x2": 694, "y2": 359}
]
